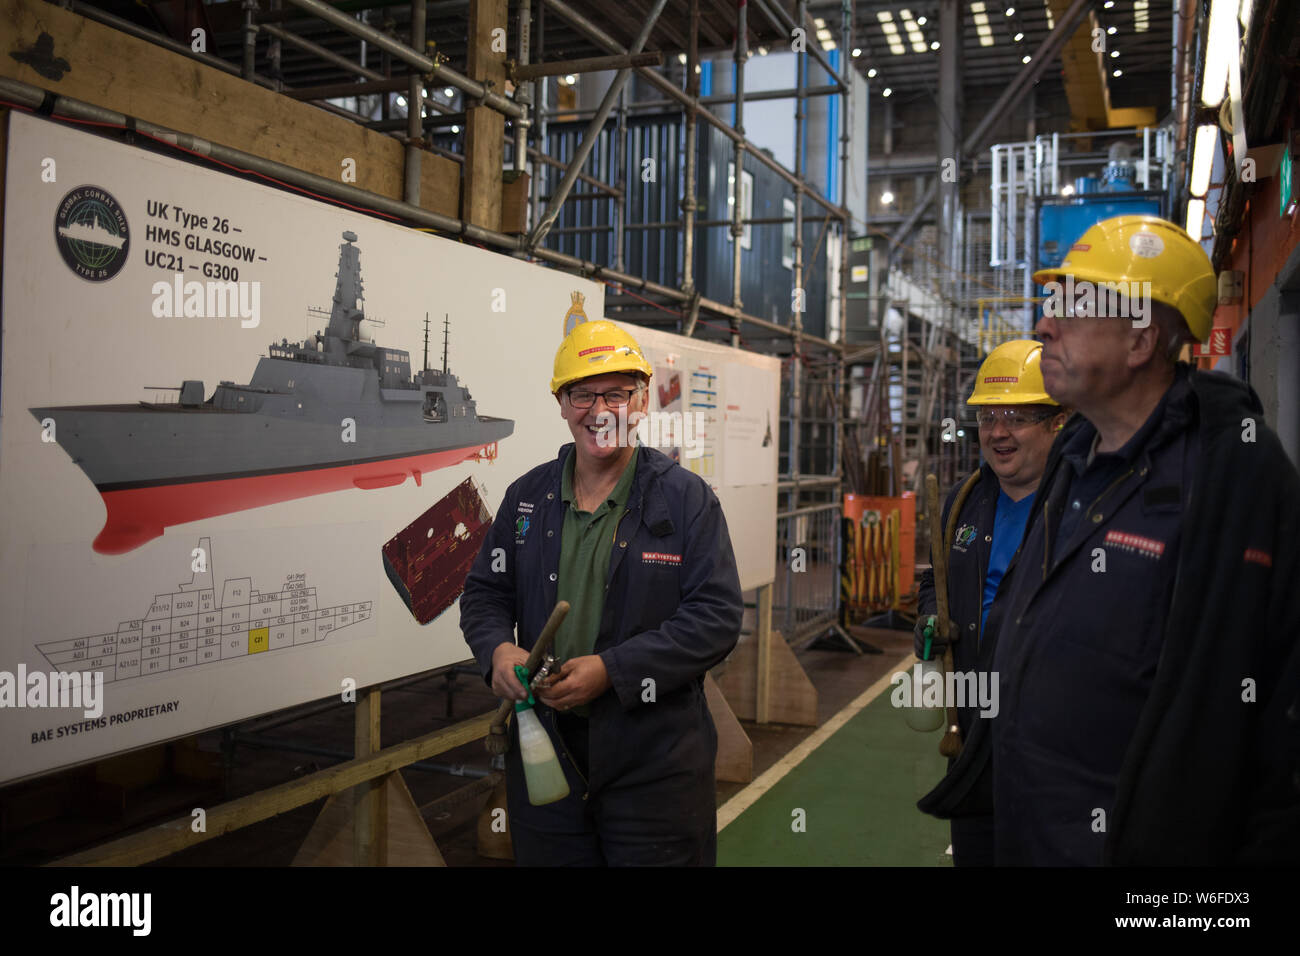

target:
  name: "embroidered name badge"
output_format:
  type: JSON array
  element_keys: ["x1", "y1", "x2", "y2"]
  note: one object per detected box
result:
[
  {"x1": 1243, "y1": 548, "x2": 1272, "y2": 567},
  {"x1": 642, "y1": 551, "x2": 681, "y2": 566},
  {"x1": 1103, "y1": 529, "x2": 1165, "y2": 559},
  {"x1": 517, "y1": 501, "x2": 535, "y2": 514}
]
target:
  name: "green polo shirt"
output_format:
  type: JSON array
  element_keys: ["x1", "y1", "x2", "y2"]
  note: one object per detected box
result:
[{"x1": 555, "y1": 450, "x2": 638, "y2": 716}]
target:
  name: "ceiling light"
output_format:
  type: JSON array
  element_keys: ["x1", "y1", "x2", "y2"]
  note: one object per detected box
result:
[
  {"x1": 1185, "y1": 197, "x2": 1206, "y2": 237},
  {"x1": 852, "y1": 47, "x2": 861, "y2": 57},
  {"x1": 678, "y1": 53, "x2": 687, "y2": 65},
  {"x1": 451, "y1": 124, "x2": 460, "y2": 133},
  {"x1": 1106, "y1": 25, "x2": 1117, "y2": 35},
  {"x1": 1190, "y1": 123, "x2": 1218, "y2": 196},
  {"x1": 758, "y1": 45, "x2": 769, "y2": 55},
  {"x1": 882, "y1": 87, "x2": 892, "y2": 97},
  {"x1": 881, "y1": 190, "x2": 895, "y2": 204},
  {"x1": 1112, "y1": 68, "x2": 1122, "y2": 77},
  {"x1": 1110, "y1": 49, "x2": 1120, "y2": 58},
  {"x1": 1201, "y1": 0, "x2": 1236, "y2": 108},
  {"x1": 931, "y1": 41, "x2": 940, "y2": 50},
  {"x1": 971, "y1": 3, "x2": 994, "y2": 47},
  {"x1": 1061, "y1": 184, "x2": 1076, "y2": 196},
  {"x1": 1014, "y1": 32, "x2": 1024, "y2": 41},
  {"x1": 444, "y1": 87, "x2": 454, "y2": 98},
  {"x1": 396, "y1": 95, "x2": 406, "y2": 107},
  {"x1": 1134, "y1": 0, "x2": 1150, "y2": 32},
  {"x1": 695, "y1": 64, "x2": 701, "y2": 73},
  {"x1": 867, "y1": 67, "x2": 878, "y2": 78},
  {"x1": 1022, "y1": 55, "x2": 1031, "y2": 64},
  {"x1": 917, "y1": 16, "x2": 927, "y2": 26},
  {"x1": 1103, "y1": 0, "x2": 1114, "y2": 7},
  {"x1": 564, "y1": 74, "x2": 576, "y2": 85},
  {"x1": 421, "y1": 89, "x2": 428, "y2": 98},
  {"x1": 1006, "y1": 6, "x2": 1015, "y2": 15},
  {"x1": 814, "y1": 16, "x2": 826, "y2": 27}
]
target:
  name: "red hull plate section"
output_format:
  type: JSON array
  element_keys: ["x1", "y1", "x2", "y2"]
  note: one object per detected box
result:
[
  {"x1": 381, "y1": 477, "x2": 491, "y2": 624},
  {"x1": 93, "y1": 444, "x2": 493, "y2": 555}
]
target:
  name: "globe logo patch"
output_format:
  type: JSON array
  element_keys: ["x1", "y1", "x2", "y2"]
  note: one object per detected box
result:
[{"x1": 54, "y1": 185, "x2": 130, "y2": 281}]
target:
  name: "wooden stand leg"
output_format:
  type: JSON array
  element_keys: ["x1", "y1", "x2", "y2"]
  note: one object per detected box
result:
[
  {"x1": 705, "y1": 673, "x2": 753, "y2": 782},
  {"x1": 717, "y1": 611, "x2": 819, "y2": 727},
  {"x1": 294, "y1": 687, "x2": 445, "y2": 866}
]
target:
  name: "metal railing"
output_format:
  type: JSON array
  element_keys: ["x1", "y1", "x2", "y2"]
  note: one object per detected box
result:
[{"x1": 774, "y1": 502, "x2": 841, "y2": 643}]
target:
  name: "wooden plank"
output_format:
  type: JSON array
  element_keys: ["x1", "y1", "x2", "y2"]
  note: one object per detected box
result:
[
  {"x1": 1, "y1": 0, "x2": 458, "y2": 217},
  {"x1": 716, "y1": 627, "x2": 819, "y2": 728},
  {"x1": 293, "y1": 772, "x2": 444, "y2": 867},
  {"x1": 462, "y1": 0, "x2": 507, "y2": 230},
  {"x1": 705, "y1": 673, "x2": 753, "y2": 783},
  {"x1": 352, "y1": 687, "x2": 386, "y2": 865},
  {"x1": 51, "y1": 712, "x2": 495, "y2": 866},
  {"x1": 756, "y1": 584, "x2": 773, "y2": 723}
]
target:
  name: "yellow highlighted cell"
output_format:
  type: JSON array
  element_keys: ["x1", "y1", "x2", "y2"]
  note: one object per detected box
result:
[{"x1": 248, "y1": 627, "x2": 269, "y2": 654}]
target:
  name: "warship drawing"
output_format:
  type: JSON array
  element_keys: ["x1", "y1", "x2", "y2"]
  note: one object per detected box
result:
[
  {"x1": 57, "y1": 220, "x2": 127, "y2": 249},
  {"x1": 32, "y1": 231, "x2": 513, "y2": 555}
]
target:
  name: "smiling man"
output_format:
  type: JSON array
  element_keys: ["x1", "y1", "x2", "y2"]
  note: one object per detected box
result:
[
  {"x1": 915, "y1": 339, "x2": 1066, "y2": 865},
  {"x1": 988, "y1": 215, "x2": 1300, "y2": 865},
  {"x1": 459, "y1": 318, "x2": 742, "y2": 866}
]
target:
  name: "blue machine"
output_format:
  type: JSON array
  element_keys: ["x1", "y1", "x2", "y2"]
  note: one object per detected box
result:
[{"x1": 1036, "y1": 151, "x2": 1163, "y2": 273}]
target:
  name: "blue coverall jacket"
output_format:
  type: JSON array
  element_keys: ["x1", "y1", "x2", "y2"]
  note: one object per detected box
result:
[{"x1": 459, "y1": 442, "x2": 743, "y2": 864}]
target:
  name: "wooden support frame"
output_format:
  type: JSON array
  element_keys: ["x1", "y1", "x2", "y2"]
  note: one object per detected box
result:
[
  {"x1": 716, "y1": 590, "x2": 818, "y2": 728},
  {"x1": 1, "y1": 0, "x2": 459, "y2": 217},
  {"x1": 52, "y1": 712, "x2": 494, "y2": 866},
  {"x1": 463, "y1": 0, "x2": 507, "y2": 230}
]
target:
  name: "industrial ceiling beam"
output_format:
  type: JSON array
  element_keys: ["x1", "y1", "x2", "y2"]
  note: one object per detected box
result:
[{"x1": 888, "y1": 0, "x2": 1094, "y2": 257}]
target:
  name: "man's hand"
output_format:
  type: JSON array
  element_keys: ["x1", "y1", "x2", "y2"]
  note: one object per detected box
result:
[
  {"x1": 536, "y1": 656, "x2": 611, "y2": 711},
  {"x1": 913, "y1": 614, "x2": 957, "y2": 660},
  {"x1": 490, "y1": 642, "x2": 531, "y2": 701}
]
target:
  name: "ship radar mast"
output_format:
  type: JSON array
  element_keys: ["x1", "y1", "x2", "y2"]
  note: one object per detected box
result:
[
  {"x1": 326, "y1": 231, "x2": 365, "y2": 345},
  {"x1": 442, "y1": 314, "x2": 450, "y2": 376}
]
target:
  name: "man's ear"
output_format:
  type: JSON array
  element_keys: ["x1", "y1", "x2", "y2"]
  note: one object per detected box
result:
[{"x1": 1127, "y1": 323, "x2": 1161, "y2": 369}]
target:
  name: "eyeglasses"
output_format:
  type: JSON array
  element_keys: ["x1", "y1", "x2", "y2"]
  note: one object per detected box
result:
[
  {"x1": 566, "y1": 385, "x2": 644, "y2": 409},
  {"x1": 975, "y1": 408, "x2": 1056, "y2": 430}
]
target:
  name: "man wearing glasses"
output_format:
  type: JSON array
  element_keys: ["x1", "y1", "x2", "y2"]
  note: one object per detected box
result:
[
  {"x1": 460, "y1": 319, "x2": 743, "y2": 865},
  {"x1": 915, "y1": 339, "x2": 1067, "y2": 865},
  {"x1": 989, "y1": 215, "x2": 1300, "y2": 864}
]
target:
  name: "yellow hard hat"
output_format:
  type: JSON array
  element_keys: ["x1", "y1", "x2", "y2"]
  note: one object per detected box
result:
[
  {"x1": 968, "y1": 339, "x2": 1058, "y2": 405},
  {"x1": 550, "y1": 319, "x2": 653, "y2": 394},
  {"x1": 1031, "y1": 214, "x2": 1216, "y2": 342}
]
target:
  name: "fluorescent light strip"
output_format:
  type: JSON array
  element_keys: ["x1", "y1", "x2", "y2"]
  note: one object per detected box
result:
[
  {"x1": 1044, "y1": 0, "x2": 1055, "y2": 30},
  {"x1": 971, "y1": 3, "x2": 995, "y2": 46},
  {"x1": 1202, "y1": 0, "x2": 1236, "y2": 107},
  {"x1": 1185, "y1": 197, "x2": 1206, "y2": 238},
  {"x1": 1190, "y1": 123, "x2": 1218, "y2": 197},
  {"x1": 1134, "y1": 0, "x2": 1149, "y2": 32}
]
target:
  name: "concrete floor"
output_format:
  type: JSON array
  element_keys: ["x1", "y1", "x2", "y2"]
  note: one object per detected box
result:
[{"x1": 0, "y1": 622, "x2": 914, "y2": 866}]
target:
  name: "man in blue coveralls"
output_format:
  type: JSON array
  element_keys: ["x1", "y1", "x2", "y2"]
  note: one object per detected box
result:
[
  {"x1": 989, "y1": 215, "x2": 1300, "y2": 864},
  {"x1": 460, "y1": 318, "x2": 743, "y2": 866},
  {"x1": 915, "y1": 339, "x2": 1068, "y2": 865}
]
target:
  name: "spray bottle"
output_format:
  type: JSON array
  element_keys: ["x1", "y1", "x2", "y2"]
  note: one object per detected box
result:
[
  {"x1": 904, "y1": 615, "x2": 946, "y2": 732},
  {"x1": 513, "y1": 664, "x2": 570, "y2": 806}
]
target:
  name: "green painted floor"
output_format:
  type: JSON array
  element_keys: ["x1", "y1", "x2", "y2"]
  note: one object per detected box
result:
[{"x1": 718, "y1": 690, "x2": 954, "y2": 866}]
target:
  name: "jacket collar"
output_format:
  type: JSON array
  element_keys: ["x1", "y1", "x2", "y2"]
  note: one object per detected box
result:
[{"x1": 553, "y1": 443, "x2": 676, "y2": 537}]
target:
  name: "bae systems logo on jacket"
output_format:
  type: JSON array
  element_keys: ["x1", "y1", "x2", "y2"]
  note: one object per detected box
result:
[
  {"x1": 953, "y1": 524, "x2": 977, "y2": 553},
  {"x1": 1104, "y1": 529, "x2": 1166, "y2": 559},
  {"x1": 641, "y1": 551, "x2": 682, "y2": 566}
]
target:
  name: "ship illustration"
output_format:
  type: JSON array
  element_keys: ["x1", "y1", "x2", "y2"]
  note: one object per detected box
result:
[
  {"x1": 32, "y1": 231, "x2": 513, "y2": 555},
  {"x1": 57, "y1": 219, "x2": 127, "y2": 249}
]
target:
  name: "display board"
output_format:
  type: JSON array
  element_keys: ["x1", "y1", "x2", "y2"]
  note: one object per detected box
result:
[
  {"x1": 626, "y1": 326, "x2": 779, "y2": 592},
  {"x1": 0, "y1": 112, "x2": 602, "y2": 783}
]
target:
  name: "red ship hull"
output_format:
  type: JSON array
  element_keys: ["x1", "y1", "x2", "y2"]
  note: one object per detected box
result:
[{"x1": 92, "y1": 443, "x2": 497, "y2": 555}]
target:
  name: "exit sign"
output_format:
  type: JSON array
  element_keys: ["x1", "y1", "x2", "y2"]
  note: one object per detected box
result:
[
  {"x1": 1283, "y1": 146, "x2": 1296, "y2": 217},
  {"x1": 1193, "y1": 327, "x2": 1232, "y2": 357}
]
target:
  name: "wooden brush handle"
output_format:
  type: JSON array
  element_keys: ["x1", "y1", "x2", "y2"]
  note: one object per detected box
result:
[{"x1": 487, "y1": 601, "x2": 571, "y2": 733}]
